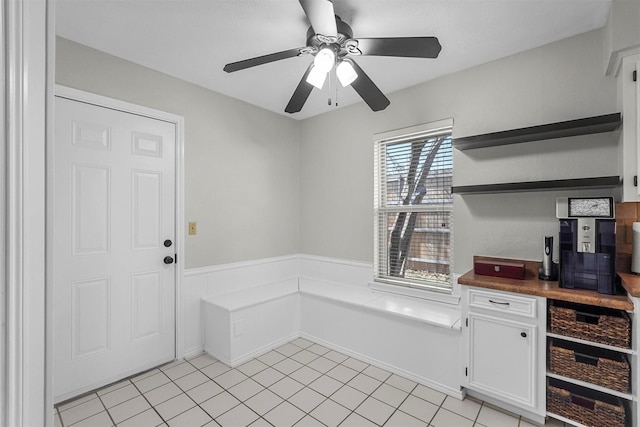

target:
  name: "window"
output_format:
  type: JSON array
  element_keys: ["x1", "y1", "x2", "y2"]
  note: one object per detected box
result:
[{"x1": 374, "y1": 120, "x2": 453, "y2": 293}]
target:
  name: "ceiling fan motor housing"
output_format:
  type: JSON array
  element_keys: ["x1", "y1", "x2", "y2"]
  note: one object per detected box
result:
[{"x1": 305, "y1": 16, "x2": 354, "y2": 58}]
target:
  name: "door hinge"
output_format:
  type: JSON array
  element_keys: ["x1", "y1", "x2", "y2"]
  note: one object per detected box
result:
[
  {"x1": 635, "y1": 176, "x2": 638, "y2": 187},
  {"x1": 634, "y1": 70, "x2": 637, "y2": 82},
  {"x1": 465, "y1": 317, "x2": 468, "y2": 327},
  {"x1": 465, "y1": 367, "x2": 468, "y2": 377}
]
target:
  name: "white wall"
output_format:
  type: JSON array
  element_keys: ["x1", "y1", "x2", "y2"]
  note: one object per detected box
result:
[
  {"x1": 55, "y1": 37, "x2": 301, "y2": 269},
  {"x1": 57, "y1": 28, "x2": 621, "y2": 276},
  {"x1": 604, "y1": 0, "x2": 640, "y2": 68},
  {"x1": 298, "y1": 29, "x2": 619, "y2": 275}
]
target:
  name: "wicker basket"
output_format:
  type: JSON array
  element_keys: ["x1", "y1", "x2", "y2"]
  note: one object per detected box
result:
[
  {"x1": 549, "y1": 342, "x2": 630, "y2": 393},
  {"x1": 549, "y1": 302, "x2": 631, "y2": 349},
  {"x1": 547, "y1": 385, "x2": 626, "y2": 427}
]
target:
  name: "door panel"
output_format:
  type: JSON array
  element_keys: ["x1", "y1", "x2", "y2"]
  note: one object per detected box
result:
[
  {"x1": 131, "y1": 271, "x2": 163, "y2": 342},
  {"x1": 71, "y1": 277, "x2": 111, "y2": 358},
  {"x1": 132, "y1": 170, "x2": 162, "y2": 250},
  {"x1": 54, "y1": 96, "x2": 176, "y2": 402},
  {"x1": 72, "y1": 164, "x2": 111, "y2": 255}
]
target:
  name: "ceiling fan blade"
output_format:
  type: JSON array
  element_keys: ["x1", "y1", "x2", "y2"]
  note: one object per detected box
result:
[
  {"x1": 349, "y1": 60, "x2": 390, "y2": 112},
  {"x1": 352, "y1": 37, "x2": 442, "y2": 58},
  {"x1": 224, "y1": 47, "x2": 306, "y2": 73},
  {"x1": 299, "y1": 0, "x2": 338, "y2": 39},
  {"x1": 285, "y1": 64, "x2": 314, "y2": 114}
]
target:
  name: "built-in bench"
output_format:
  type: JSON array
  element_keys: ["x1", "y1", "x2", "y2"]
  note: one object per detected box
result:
[
  {"x1": 202, "y1": 279, "x2": 300, "y2": 366},
  {"x1": 202, "y1": 277, "x2": 462, "y2": 369},
  {"x1": 297, "y1": 277, "x2": 463, "y2": 397}
]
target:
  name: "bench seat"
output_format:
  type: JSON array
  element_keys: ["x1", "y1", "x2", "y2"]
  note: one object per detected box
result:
[{"x1": 201, "y1": 279, "x2": 299, "y2": 366}]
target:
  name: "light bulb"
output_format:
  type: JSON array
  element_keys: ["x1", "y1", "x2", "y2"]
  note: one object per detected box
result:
[
  {"x1": 313, "y1": 47, "x2": 335, "y2": 73},
  {"x1": 306, "y1": 65, "x2": 328, "y2": 89},
  {"x1": 336, "y1": 60, "x2": 358, "y2": 87}
]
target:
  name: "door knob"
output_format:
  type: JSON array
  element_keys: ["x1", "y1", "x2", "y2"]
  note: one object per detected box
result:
[{"x1": 163, "y1": 256, "x2": 174, "y2": 265}]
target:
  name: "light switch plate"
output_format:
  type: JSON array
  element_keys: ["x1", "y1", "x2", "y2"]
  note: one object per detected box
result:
[{"x1": 188, "y1": 222, "x2": 197, "y2": 235}]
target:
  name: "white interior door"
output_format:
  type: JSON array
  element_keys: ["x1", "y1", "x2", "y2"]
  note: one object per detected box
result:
[{"x1": 53, "y1": 95, "x2": 177, "y2": 402}]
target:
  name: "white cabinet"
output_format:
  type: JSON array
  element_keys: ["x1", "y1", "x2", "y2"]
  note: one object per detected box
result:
[
  {"x1": 462, "y1": 287, "x2": 546, "y2": 422},
  {"x1": 619, "y1": 53, "x2": 640, "y2": 202},
  {"x1": 468, "y1": 313, "x2": 536, "y2": 407}
]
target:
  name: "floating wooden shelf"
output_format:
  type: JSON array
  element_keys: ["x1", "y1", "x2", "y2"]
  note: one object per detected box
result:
[
  {"x1": 452, "y1": 176, "x2": 621, "y2": 194},
  {"x1": 454, "y1": 113, "x2": 622, "y2": 151}
]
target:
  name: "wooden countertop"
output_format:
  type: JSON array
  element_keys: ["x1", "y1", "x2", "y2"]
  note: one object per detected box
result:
[
  {"x1": 458, "y1": 256, "x2": 635, "y2": 311},
  {"x1": 618, "y1": 272, "x2": 640, "y2": 298}
]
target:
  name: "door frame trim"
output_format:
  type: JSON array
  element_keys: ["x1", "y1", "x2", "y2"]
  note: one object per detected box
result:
[
  {"x1": 4, "y1": 0, "x2": 49, "y2": 424},
  {"x1": 48, "y1": 85, "x2": 186, "y2": 396}
]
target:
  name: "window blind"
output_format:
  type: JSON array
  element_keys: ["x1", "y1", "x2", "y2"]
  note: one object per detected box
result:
[{"x1": 374, "y1": 121, "x2": 453, "y2": 292}]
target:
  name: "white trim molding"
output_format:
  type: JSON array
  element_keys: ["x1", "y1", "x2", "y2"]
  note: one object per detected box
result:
[
  {"x1": 3, "y1": 0, "x2": 49, "y2": 425},
  {"x1": 606, "y1": 45, "x2": 640, "y2": 77}
]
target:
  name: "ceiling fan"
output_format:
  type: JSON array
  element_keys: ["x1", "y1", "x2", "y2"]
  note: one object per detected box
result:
[{"x1": 223, "y1": 0, "x2": 442, "y2": 114}]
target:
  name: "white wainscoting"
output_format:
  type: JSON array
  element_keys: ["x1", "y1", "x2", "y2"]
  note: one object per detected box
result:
[
  {"x1": 183, "y1": 254, "x2": 463, "y2": 398},
  {"x1": 300, "y1": 295, "x2": 463, "y2": 398},
  {"x1": 182, "y1": 255, "x2": 300, "y2": 357}
]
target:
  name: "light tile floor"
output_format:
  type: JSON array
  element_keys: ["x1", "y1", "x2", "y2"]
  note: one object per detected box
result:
[{"x1": 55, "y1": 338, "x2": 566, "y2": 427}]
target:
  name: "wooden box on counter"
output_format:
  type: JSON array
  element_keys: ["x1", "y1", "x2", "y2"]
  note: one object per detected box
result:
[{"x1": 474, "y1": 259, "x2": 525, "y2": 280}]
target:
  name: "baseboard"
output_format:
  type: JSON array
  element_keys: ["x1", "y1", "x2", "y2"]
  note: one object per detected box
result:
[
  {"x1": 299, "y1": 332, "x2": 465, "y2": 400},
  {"x1": 183, "y1": 345, "x2": 205, "y2": 360},
  {"x1": 225, "y1": 332, "x2": 301, "y2": 368}
]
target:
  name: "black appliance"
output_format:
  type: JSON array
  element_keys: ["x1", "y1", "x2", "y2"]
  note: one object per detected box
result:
[{"x1": 556, "y1": 197, "x2": 617, "y2": 294}]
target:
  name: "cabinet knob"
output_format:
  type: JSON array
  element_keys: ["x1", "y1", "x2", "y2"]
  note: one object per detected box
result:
[{"x1": 521, "y1": 332, "x2": 527, "y2": 338}]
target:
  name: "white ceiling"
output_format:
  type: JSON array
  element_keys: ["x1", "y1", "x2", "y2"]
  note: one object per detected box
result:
[{"x1": 55, "y1": 0, "x2": 613, "y2": 120}]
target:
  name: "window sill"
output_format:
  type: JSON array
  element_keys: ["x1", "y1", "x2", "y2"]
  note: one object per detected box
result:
[
  {"x1": 299, "y1": 278, "x2": 461, "y2": 330},
  {"x1": 368, "y1": 279, "x2": 461, "y2": 306}
]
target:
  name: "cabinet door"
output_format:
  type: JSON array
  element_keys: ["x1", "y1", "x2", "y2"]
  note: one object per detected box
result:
[{"x1": 468, "y1": 313, "x2": 537, "y2": 409}]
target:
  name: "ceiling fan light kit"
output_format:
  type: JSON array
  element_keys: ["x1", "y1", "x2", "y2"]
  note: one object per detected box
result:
[
  {"x1": 336, "y1": 59, "x2": 357, "y2": 87},
  {"x1": 313, "y1": 46, "x2": 336, "y2": 73},
  {"x1": 306, "y1": 65, "x2": 329, "y2": 89},
  {"x1": 223, "y1": 0, "x2": 441, "y2": 114}
]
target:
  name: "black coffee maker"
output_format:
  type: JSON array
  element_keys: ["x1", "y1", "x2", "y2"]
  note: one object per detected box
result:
[{"x1": 556, "y1": 197, "x2": 617, "y2": 294}]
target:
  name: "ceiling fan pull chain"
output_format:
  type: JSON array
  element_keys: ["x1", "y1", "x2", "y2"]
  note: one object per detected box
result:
[{"x1": 328, "y1": 70, "x2": 333, "y2": 105}]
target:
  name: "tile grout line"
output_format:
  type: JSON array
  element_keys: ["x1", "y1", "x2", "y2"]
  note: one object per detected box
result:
[
  {"x1": 94, "y1": 392, "x2": 117, "y2": 427},
  {"x1": 58, "y1": 393, "x2": 109, "y2": 427},
  {"x1": 211, "y1": 342, "x2": 353, "y2": 426},
  {"x1": 191, "y1": 353, "x2": 279, "y2": 426},
  {"x1": 128, "y1": 375, "x2": 172, "y2": 425},
  {"x1": 280, "y1": 344, "x2": 372, "y2": 425},
  {"x1": 55, "y1": 339, "x2": 527, "y2": 427},
  {"x1": 269, "y1": 342, "x2": 429, "y2": 427}
]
